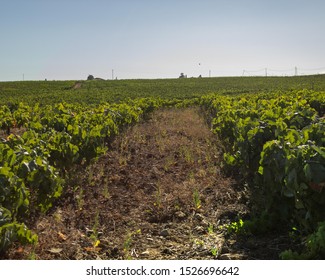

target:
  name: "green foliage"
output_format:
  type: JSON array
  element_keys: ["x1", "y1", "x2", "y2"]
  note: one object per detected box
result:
[
  {"x1": 192, "y1": 189, "x2": 202, "y2": 210},
  {"x1": 202, "y1": 90, "x2": 325, "y2": 241},
  {"x1": 0, "y1": 206, "x2": 38, "y2": 252},
  {"x1": 222, "y1": 215, "x2": 277, "y2": 236},
  {"x1": 1, "y1": 76, "x2": 325, "y2": 257},
  {"x1": 1, "y1": 75, "x2": 325, "y2": 106},
  {"x1": 0, "y1": 97, "x2": 161, "y2": 253},
  {"x1": 225, "y1": 219, "x2": 247, "y2": 235},
  {"x1": 281, "y1": 221, "x2": 325, "y2": 259}
]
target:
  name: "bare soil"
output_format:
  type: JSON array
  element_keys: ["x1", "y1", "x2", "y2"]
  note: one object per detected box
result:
[
  {"x1": 72, "y1": 82, "x2": 82, "y2": 89},
  {"x1": 4, "y1": 107, "x2": 293, "y2": 260}
]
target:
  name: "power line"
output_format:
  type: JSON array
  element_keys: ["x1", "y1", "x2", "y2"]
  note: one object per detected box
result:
[
  {"x1": 242, "y1": 66, "x2": 325, "y2": 77},
  {"x1": 299, "y1": 67, "x2": 325, "y2": 71}
]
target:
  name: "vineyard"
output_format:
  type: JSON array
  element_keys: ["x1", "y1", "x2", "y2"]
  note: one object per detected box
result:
[{"x1": 0, "y1": 76, "x2": 324, "y2": 259}]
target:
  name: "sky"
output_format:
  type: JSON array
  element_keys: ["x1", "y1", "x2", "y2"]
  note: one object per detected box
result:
[{"x1": 1, "y1": 0, "x2": 325, "y2": 81}]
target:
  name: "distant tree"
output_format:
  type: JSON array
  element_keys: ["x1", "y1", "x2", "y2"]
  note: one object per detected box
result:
[
  {"x1": 87, "y1": 74, "x2": 94, "y2": 80},
  {"x1": 179, "y1": 73, "x2": 186, "y2": 78}
]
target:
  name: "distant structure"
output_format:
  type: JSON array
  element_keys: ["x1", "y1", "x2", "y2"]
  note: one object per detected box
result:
[{"x1": 179, "y1": 73, "x2": 187, "y2": 78}]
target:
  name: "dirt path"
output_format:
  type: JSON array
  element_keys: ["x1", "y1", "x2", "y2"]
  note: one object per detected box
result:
[{"x1": 7, "y1": 108, "x2": 258, "y2": 259}]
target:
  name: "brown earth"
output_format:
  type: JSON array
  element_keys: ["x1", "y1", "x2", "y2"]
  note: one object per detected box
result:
[
  {"x1": 72, "y1": 82, "x2": 82, "y2": 89},
  {"x1": 4, "y1": 107, "x2": 294, "y2": 260}
]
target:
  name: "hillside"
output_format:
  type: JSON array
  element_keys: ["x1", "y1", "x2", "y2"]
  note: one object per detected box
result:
[{"x1": 1, "y1": 75, "x2": 325, "y2": 105}]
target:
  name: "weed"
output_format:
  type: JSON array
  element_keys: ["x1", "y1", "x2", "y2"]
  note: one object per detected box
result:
[
  {"x1": 188, "y1": 171, "x2": 195, "y2": 180},
  {"x1": 89, "y1": 211, "x2": 100, "y2": 246},
  {"x1": 163, "y1": 156, "x2": 175, "y2": 172},
  {"x1": 98, "y1": 164, "x2": 105, "y2": 178},
  {"x1": 193, "y1": 188, "x2": 201, "y2": 210},
  {"x1": 207, "y1": 224, "x2": 214, "y2": 234},
  {"x1": 87, "y1": 166, "x2": 95, "y2": 187},
  {"x1": 155, "y1": 135, "x2": 166, "y2": 154},
  {"x1": 119, "y1": 137, "x2": 129, "y2": 153},
  {"x1": 75, "y1": 186, "x2": 84, "y2": 210},
  {"x1": 194, "y1": 239, "x2": 205, "y2": 247},
  {"x1": 210, "y1": 247, "x2": 218, "y2": 257},
  {"x1": 123, "y1": 229, "x2": 141, "y2": 259},
  {"x1": 28, "y1": 251, "x2": 37, "y2": 260},
  {"x1": 281, "y1": 221, "x2": 325, "y2": 259},
  {"x1": 102, "y1": 177, "x2": 111, "y2": 199},
  {"x1": 118, "y1": 156, "x2": 128, "y2": 166},
  {"x1": 181, "y1": 146, "x2": 194, "y2": 164},
  {"x1": 53, "y1": 210, "x2": 63, "y2": 223},
  {"x1": 224, "y1": 219, "x2": 246, "y2": 235},
  {"x1": 154, "y1": 183, "x2": 163, "y2": 209}
]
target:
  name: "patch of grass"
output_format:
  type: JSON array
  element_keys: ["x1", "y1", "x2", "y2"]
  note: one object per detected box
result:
[
  {"x1": 123, "y1": 229, "x2": 141, "y2": 260},
  {"x1": 163, "y1": 156, "x2": 175, "y2": 172},
  {"x1": 87, "y1": 166, "x2": 95, "y2": 187},
  {"x1": 102, "y1": 177, "x2": 111, "y2": 199},
  {"x1": 154, "y1": 183, "x2": 163, "y2": 209},
  {"x1": 89, "y1": 211, "x2": 100, "y2": 247},
  {"x1": 207, "y1": 224, "x2": 214, "y2": 234},
  {"x1": 74, "y1": 186, "x2": 84, "y2": 210},
  {"x1": 181, "y1": 146, "x2": 194, "y2": 164},
  {"x1": 193, "y1": 189, "x2": 202, "y2": 210},
  {"x1": 210, "y1": 247, "x2": 218, "y2": 257}
]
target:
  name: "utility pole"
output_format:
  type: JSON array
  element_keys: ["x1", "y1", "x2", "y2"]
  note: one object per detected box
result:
[
  {"x1": 265, "y1": 68, "x2": 267, "y2": 77},
  {"x1": 242, "y1": 70, "x2": 245, "y2": 76},
  {"x1": 295, "y1": 66, "x2": 298, "y2": 76},
  {"x1": 209, "y1": 70, "x2": 211, "y2": 78},
  {"x1": 112, "y1": 69, "x2": 114, "y2": 80}
]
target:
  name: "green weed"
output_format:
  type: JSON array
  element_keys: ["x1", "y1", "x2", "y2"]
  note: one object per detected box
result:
[{"x1": 193, "y1": 189, "x2": 201, "y2": 210}]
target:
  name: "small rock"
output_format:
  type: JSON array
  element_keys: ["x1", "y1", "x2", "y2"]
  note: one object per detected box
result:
[
  {"x1": 141, "y1": 250, "x2": 150, "y2": 256},
  {"x1": 194, "y1": 226, "x2": 205, "y2": 234},
  {"x1": 219, "y1": 253, "x2": 232, "y2": 260},
  {"x1": 175, "y1": 211, "x2": 186, "y2": 219},
  {"x1": 195, "y1": 213, "x2": 205, "y2": 221},
  {"x1": 152, "y1": 166, "x2": 160, "y2": 175},
  {"x1": 160, "y1": 229, "x2": 169, "y2": 237},
  {"x1": 48, "y1": 248, "x2": 63, "y2": 254}
]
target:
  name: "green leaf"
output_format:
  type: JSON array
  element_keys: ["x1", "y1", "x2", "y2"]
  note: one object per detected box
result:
[
  {"x1": 0, "y1": 207, "x2": 12, "y2": 226},
  {"x1": 224, "y1": 153, "x2": 236, "y2": 165},
  {"x1": 304, "y1": 164, "x2": 312, "y2": 181},
  {"x1": 0, "y1": 167, "x2": 11, "y2": 177},
  {"x1": 311, "y1": 145, "x2": 325, "y2": 158},
  {"x1": 18, "y1": 162, "x2": 30, "y2": 178},
  {"x1": 258, "y1": 165, "x2": 264, "y2": 175}
]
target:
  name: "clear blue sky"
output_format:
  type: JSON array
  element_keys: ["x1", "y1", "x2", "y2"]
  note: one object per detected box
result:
[{"x1": 1, "y1": 0, "x2": 325, "y2": 81}]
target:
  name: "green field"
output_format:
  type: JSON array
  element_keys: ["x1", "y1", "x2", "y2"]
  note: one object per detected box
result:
[
  {"x1": 0, "y1": 75, "x2": 324, "y2": 259},
  {"x1": 1, "y1": 75, "x2": 325, "y2": 105}
]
